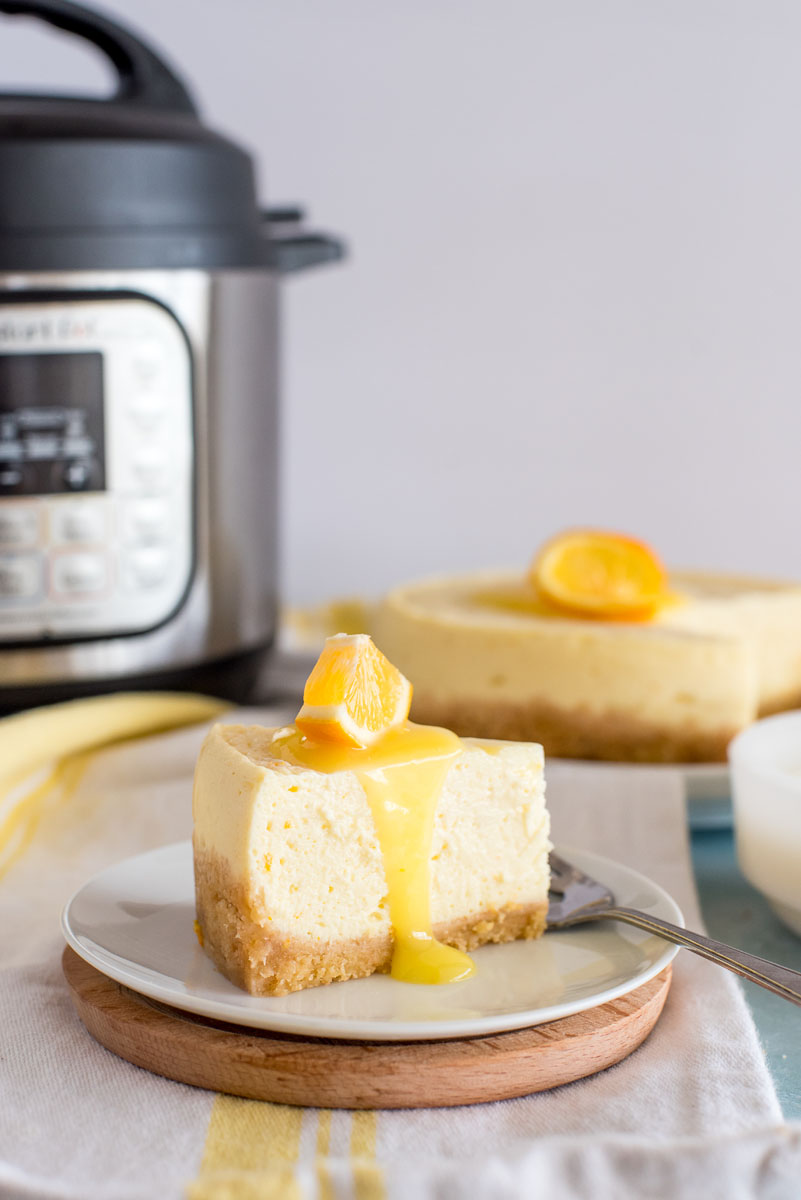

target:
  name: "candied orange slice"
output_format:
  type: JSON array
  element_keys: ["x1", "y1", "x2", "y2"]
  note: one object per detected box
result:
[
  {"x1": 530, "y1": 530, "x2": 669, "y2": 620},
  {"x1": 295, "y1": 633, "x2": 412, "y2": 747}
]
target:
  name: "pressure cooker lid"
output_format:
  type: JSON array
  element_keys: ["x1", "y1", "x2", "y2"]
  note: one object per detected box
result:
[{"x1": 0, "y1": 0, "x2": 279, "y2": 270}]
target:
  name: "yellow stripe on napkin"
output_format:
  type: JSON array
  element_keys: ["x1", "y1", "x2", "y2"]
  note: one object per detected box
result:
[
  {"x1": 351, "y1": 1111, "x2": 385, "y2": 1200},
  {"x1": 315, "y1": 1109, "x2": 335, "y2": 1200},
  {"x1": 189, "y1": 1098, "x2": 304, "y2": 1200},
  {"x1": 189, "y1": 1103, "x2": 385, "y2": 1200}
]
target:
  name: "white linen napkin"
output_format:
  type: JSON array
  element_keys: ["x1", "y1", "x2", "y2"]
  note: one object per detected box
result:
[{"x1": 0, "y1": 709, "x2": 799, "y2": 1200}]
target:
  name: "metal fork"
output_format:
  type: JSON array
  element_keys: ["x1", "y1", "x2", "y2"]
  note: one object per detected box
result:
[{"x1": 548, "y1": 850, "x2": 801, "y2": 1006}]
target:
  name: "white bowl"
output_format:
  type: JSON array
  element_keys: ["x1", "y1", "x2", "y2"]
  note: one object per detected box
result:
[{"x1": 729, "y1": 711, "x2": 801, "y2": 937}]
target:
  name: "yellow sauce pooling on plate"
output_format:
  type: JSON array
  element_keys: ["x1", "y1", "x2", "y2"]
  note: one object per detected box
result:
[{"x1": 271, "y1": 720, "x2": 475, "y2": 984}]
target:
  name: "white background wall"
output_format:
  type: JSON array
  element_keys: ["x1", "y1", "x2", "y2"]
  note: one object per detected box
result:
[{"x1": 2, "y1": 1, "x2": 801, "y2": 604}]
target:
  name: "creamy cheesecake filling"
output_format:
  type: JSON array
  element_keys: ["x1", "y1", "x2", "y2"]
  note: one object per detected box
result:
[{"x1": 270, "y1": 721, "x2": 475, "y2": 984}]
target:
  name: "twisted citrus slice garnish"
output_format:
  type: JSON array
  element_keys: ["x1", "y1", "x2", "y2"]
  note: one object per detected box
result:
[{"x1": 295, "y1": 633, "x2": 412, "y2": 747}]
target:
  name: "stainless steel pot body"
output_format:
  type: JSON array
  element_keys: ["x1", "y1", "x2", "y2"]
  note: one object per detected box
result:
[{"x1": 0, "y1": 268, "x2": 280, "y2": 697}]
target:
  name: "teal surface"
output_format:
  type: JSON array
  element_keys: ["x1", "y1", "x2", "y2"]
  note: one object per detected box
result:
[{"x1": 691, "y1": 809, "x2": 801, "y2": 1120}]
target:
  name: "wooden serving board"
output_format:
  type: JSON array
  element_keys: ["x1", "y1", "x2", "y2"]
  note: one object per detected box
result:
[{"x1": 62, "y1": 947, "x2": 671, "y2": 1109}]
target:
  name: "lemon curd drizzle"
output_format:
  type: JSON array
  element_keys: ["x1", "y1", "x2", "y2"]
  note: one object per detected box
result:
[{"x1": 271, "y1": 721, "x2": 475, "y2": 984}]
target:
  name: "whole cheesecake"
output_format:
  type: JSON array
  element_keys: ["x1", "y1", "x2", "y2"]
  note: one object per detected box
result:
[{"x1": 372, "y1": 568, "x2": 801, "y2": 764}]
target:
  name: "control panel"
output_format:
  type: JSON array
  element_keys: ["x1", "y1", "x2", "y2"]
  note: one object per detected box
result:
[{"x1": 0, "y1": 295, "x2": 193, "y2": 641}]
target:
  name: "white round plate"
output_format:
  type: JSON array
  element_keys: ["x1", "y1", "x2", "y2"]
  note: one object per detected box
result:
[{"x1": 62, "y1": 842, "x2": 681, "y2": 1042}]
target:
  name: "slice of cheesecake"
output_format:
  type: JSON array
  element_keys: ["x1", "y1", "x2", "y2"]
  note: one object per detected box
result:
[
  {"x1": 193, "y1": 721, "x2": 549, "y2": 996},
  {"x1": 372, "y1": 568, "x2": 801, "y2": 764}
]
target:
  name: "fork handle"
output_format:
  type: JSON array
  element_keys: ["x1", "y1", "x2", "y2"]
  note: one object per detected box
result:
[{"x1": 605, "y1": 906, "x2": 801, "y2": 1006}]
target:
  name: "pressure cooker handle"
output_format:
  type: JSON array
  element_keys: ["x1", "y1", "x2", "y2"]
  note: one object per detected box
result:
[
  {"x1": 0, "y1": 0, "x2": 196, "y2": 113},
  {"x1": 261, "y1": 207, "x2": 347, "y2": 274}
]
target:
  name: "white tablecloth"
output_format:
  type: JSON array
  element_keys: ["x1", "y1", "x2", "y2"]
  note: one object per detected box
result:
[{"x1": 1, "y1": 708, "x2": 799, "y2": 1200}]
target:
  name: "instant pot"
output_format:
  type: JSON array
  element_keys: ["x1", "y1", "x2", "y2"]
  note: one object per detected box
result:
[{"x1": 0, "y1": 0, "x2": 344, "y2": 707}]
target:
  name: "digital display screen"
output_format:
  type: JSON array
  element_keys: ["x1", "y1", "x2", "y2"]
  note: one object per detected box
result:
[{"x1": 0, "y1": 352, "x2": 106, "y2": 495}]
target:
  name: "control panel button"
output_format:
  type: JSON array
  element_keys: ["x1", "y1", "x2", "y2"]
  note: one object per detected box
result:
[
  {"x1": 51, "y1": 552, "x2": 108, "y2": 596},
  {"x1": 128, "y1": 402, "x2": 165, "y2": 436},
  {"x1": 50, "y1": 502, "x2": 106, "y2": 545},
  {"x1": 128, "y1": 384, "x2": 164, "y2": 417},
  {"x1": 0, "y1": 553, "x2": 41, "y2": 599},
  {"x1": 0, "y1": 505, "x2": 39, "y2": 548},
  {"x1": 124, "y1": 497, "x2": 170, "y2": 543},
  {"x1": 122, "y1": 498, "x2": 170, "y2": 546},
  {"x1": 130, "y1": 339, "x2": 165, "y2": 387},
  {"x1": 123, "y1": 547, "x2": 169, "y2": 590},
  {"x1": 59, "y1": 458, "x2": 103, "y2": 492},
  {"x1": 131, "y1": 448, "x2": 170, "y2": 492}
]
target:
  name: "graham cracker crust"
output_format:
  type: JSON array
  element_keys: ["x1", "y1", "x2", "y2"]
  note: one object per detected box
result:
[
  {"x1": 194, "y1": 845, "x2": 548, "y2": 996},
  {"x1": 410, "y1": 695, "x2": 739, "y2": 764}
]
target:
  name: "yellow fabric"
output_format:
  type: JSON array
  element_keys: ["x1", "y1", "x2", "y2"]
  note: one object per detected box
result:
[
  {"x1": 189, "y1": 1098, "x2": 304, "y2": 1199},
  {"x1": 0, "y1": 750, "x2": 91, "y2": 881},
  {"x1": 316, "y1": 1110, "x2": 335, "y2": 1200},
  {"x1": 188, "y1": 1103, "x2": 385, "y2": 1200},
  {"x1": 351, "y1": 1112, "x2": 385, "y2": 1199},
  {"x1": 0, "y1": 692, "x2": 228, "y2": 881}
]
